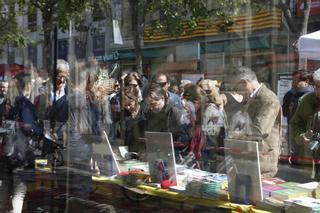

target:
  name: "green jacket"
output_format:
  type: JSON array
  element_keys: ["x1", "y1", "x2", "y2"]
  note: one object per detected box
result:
[{"x1": 290, "y1": 92, "x2": 318, "y2": 146}]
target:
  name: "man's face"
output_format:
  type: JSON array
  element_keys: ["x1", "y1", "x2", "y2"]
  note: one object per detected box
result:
[
  {"x1": 146, "y1": 92, "x2": 165, "y2": 113},
  {"x1": 0, "y1": 82, "x2": 9, "y2": 97},
  {"x1": 154, "y1": 75, "x2": 169, "y2": 92},
  {"x1": 56, "y1": 73, "x2": 67, "y2": 90},
  {"x1": 237, "y1": 79, "x2": 253, "y2": 98}
]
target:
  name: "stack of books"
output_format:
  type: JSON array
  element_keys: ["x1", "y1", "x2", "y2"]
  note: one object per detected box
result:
[{"x1": 284, "y1": 197, "x2": 320, "y2": 213}]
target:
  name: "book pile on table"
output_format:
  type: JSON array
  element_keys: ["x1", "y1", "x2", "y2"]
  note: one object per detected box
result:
[
  {"x1": 262, "y1": 178, "x2": 310, "y2": 201},
  {"x1": 256, "y1": 178, "x2": 320, "y2": 212},
  {"x1": 284, "y1": 197, "x2": 320, "y2": 213},
  {"x1": 169, "y1": 169, "x2": 228, "y2": 200}
]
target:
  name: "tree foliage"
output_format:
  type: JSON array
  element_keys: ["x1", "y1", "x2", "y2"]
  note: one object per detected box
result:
[{"x1": 0, "y1": 0, "x2": 28, "y2": 49}]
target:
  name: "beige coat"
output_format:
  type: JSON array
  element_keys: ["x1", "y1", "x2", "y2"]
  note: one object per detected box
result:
[{"x1": 244, "y1": 84, "x2": 282, "y2": 178}]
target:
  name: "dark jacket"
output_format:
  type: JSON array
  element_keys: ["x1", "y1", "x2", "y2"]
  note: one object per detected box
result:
[
  {"x1": 282, "y1": 86, "x2": 313, "y2": 123},
  {"x1": 142, "y1": 101, "x2": 182, "y2": 141},
  {"x1": 124, "y1": 108, "x2": 144, "y2": 152}
]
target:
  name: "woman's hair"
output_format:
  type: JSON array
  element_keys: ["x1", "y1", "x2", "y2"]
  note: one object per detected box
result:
[
  {"x1": 183, "y1": 83, "x2": 206, "y2": 103},
  {"x1": 124, "y1": 72, "x2": 142, "y2": 87},
  {"x1": 124, "y1": 85, "x2": 140, "y2": 101}
]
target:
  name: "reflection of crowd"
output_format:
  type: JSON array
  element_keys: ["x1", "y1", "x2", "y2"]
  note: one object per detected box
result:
[
  {"x1": 0, "y1": 60, "x2": 285, "y2": 211},
  {"x1": 0, "y1": 59, "x2": 288, "y2": 211}
]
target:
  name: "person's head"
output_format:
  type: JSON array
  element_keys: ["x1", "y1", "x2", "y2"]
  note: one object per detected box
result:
[
  {"x1": 14, "y1": 73, "x2": 31, "y2": 97},
  {"x1": 235, "y1": 66, "x2": 259, "y2": 98},
  {"x1": 183, "y1": 83, "x2": 206, "y2": 111},
  {"x1": 144, "y1": 84, "x2": 168, "y2": 113},
  {"x1": 56, "y1": 59, "x2": 69, "y2": 89},
  {"x1": 113, "y1": 80, "x2": 120, "y2": 92},
  {"x1": 198, "y1": 79, "x2": 223, "y2": 106},
  {"x1": 124, "y1": 86, "x2": 140, "y2": 114},
  {"x1": 124, "y1": 72, "x2": 142, "y2": 88},
  {"x1": 151, "y1": 73, "x2": 170, "y2": 92},
  {"x1": 312, "y1": 68, "x2": 320, "y2": 98},
  {"x1": 292, "y1": 70, "x2": 302, "y2": 88},
  {"x1": 179, "y1": 79, "x2": 192, "y2": 95}
]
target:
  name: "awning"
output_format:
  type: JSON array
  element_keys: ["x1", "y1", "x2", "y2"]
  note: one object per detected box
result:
[
  {"x1": 298, "y1": 30, "x2": 320, "y2": 60},
  {"x1": 202, "y1": 36, "x2": 271, "y2": 53}
]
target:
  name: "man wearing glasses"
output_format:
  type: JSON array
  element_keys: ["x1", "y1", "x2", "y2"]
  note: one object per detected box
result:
[
  {"x1": 290, "y1": 68, "x2": 320, "y2": 180},
  {"x1": 151, "y1": 73, "x2": 182, "y2": 108},
  {"x1": 234, "y1": 66, "x2": 281, "y2": 178}
]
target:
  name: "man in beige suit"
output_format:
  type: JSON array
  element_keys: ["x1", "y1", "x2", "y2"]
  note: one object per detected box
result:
[{"x1": 234, "y1": 66, "x2": 282, "y2": 178}]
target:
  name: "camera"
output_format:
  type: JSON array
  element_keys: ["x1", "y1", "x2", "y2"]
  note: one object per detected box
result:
[{"x1": 308, "y1": 132, "x2": 320, "y2": 151}]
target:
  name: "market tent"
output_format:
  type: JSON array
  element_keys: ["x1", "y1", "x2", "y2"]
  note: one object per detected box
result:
[{"x1": 298, "y1": 30, "x2": 320, "y2": 60}]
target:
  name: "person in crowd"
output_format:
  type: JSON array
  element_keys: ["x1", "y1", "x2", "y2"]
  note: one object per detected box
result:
[
  {"x1": 233, "y1": 66, "x2": 281, "y2": 178},
  {"x1": 179, "y1": 79, "x2": 192, "y2": 97},
  {"x1": 282, "y1": 70, "x2": 313, "y2": 164},
  {"x1": 151, "y1": 73, "x2": 183, "y2": 108},
  {"x1": 180, "y1": 83, "x2": 206, "y2": 165},
  {"x1": 198, "y1": 79, "x2": 226, "y2": 172},
  {"x1": 220, "y1": 70, "x2": 245, "y2": 127},
  {"x1": 67, "y1": 69, "x2": 98, "y2": 199},
  {"x1": 143, "y1": 84, "x2": 182, "y2": 141},
  {"x1": 46, "y1": 59, "x2": 69, "y2": 144},
  {"x1": 92, "y1": 73, "x2": 116, "y2": 135},
  {"x1": 290, "y1": 68, "x2": 320, "y2": 180},
  {"x1": 86, "y1": 72, "x2": 101, "y2": 136},
  {"x1": 169, "y1": 82, "x2": 179, "y2": 95},
  {"x1": 124, "y1": 71, "x2": 143, "y2": 102},
  {"x1": 109, "y1": 80, "x2": 121, "y2": 144},
  {"x1": 123, "y1": 86, "x2": 144, "y2": 154},
  {"x1": 12, "y1": 72, "x2": 42, "y2": 137},
  {"x1": 0, "y1": 74, "x2": 27, "y2": 213},
  {"x1": 0, "y1": 75, "x2": 12, "y2": 124},
  {"x1": 33, "y1": 68, "x2": 51, "y2": 120}
]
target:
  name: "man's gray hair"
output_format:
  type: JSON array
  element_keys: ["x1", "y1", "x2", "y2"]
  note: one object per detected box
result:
[
  {"x1": 237, "y1": 66, "x2": 257, "y2": 81},
  {"x1": 313, "y1": 68, "x2": 320, "y2": 82},
  {"x1": 57, "y1": 59, "x2": 70, "y2": 73}
]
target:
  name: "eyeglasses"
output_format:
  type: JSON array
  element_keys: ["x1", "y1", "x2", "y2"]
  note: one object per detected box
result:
[{"x1": 156, "y1": 82, "x2": 167, "y2": 87}]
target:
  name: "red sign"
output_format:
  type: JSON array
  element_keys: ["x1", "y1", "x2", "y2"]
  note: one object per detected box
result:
[{"x1": 298, "y1": 0, "x2": 320, "y2": 16}]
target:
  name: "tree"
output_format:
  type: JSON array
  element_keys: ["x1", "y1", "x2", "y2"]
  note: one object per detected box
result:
[
  {"x1": 21, "y1": 0, "x2": 96, "y2": 70},
  {"x1": 0, "y1": 0, "x2": 28, "y2": 52},
  {"x1": 276, "y1": 0, "x2": 312, "y2": 69}
]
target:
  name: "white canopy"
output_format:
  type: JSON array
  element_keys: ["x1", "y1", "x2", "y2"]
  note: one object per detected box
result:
[{"x1": 298, "y1": 30, "x2": 320, "y2": 60}]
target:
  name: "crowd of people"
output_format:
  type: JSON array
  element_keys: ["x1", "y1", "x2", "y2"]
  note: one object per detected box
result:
[{"x1": 1, "y1": 57, "x2": 320, "y2": 211}]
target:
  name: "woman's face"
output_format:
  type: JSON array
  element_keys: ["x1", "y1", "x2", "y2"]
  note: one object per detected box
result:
[{"x1": 124, "y1": 98, "x2": 138, "y2": 113}]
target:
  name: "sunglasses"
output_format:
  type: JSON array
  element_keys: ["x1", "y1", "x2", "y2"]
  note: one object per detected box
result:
[{"x1": 156, "y1": 82, "x2": 167, "y2": 87}]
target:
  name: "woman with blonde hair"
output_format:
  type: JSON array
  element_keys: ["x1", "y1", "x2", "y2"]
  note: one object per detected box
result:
[{"x1": 198, "y1": 79, "x2": 226, "y2": 172}]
